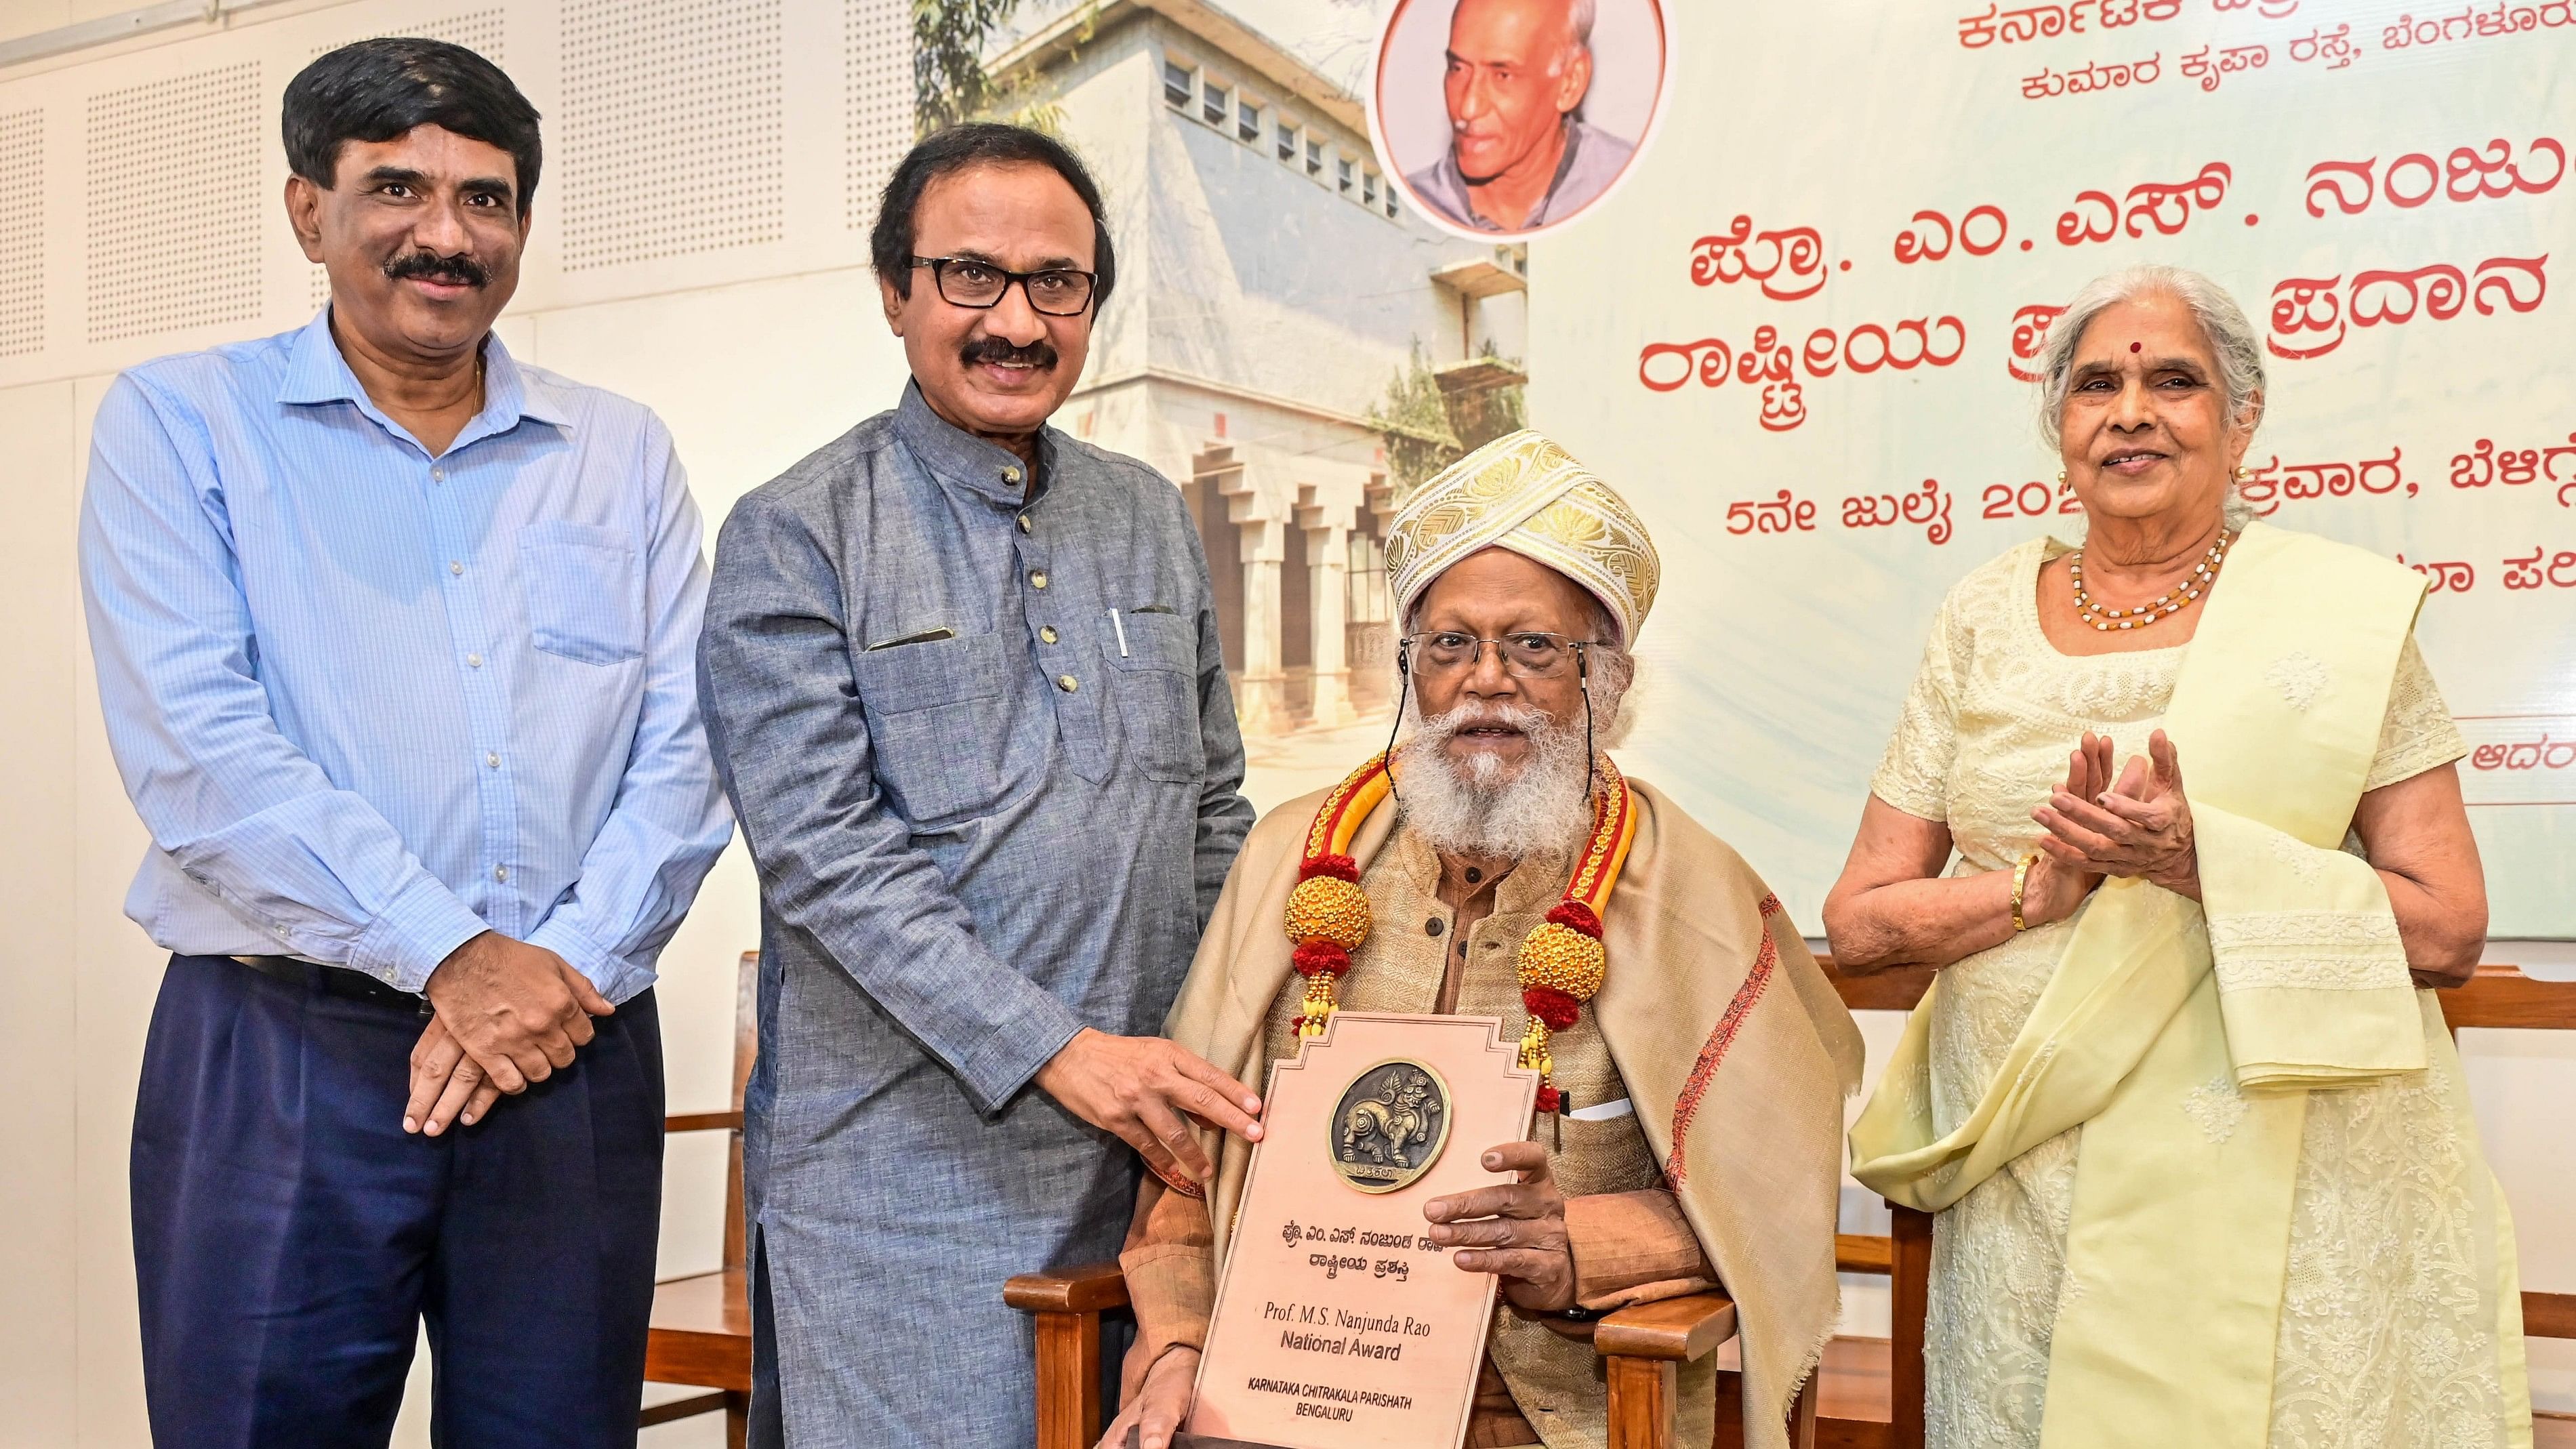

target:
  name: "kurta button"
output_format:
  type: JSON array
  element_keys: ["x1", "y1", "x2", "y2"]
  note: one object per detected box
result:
[
  {"x1": 1030, "y1": 569, "x2": 1049, "y2": 589},
  {"x1": 1003, "y1": 466, "x2": 1021, "y2": 485},
  {"x1": 466, "y1": 653, "x2": 483, "y2": 668},
  {"x1": 1017, "y1": 513, "x2": 1033, "y2": 533},
  {"x1": 485, "y1": 751, "x2": 500, "y2": 768},
  {"x1": 1426, "y1": 917, "x2": 1444, "y2": 937},
  {"x1": 431, "y1": 467, "x2": 445, "y2": 483},
  {"x1": 1040, "y1": 626, "x2": 1059, "y2": 645},
  {"x1": 449, "y1": 560, "x2": 463, "y2": 575},
  {"x1": 1056, "y1": 674, "x2": 1079, "y2": 693},
  {"x1": 493, "y1": 865, "x2": 508, "y2": 882}
]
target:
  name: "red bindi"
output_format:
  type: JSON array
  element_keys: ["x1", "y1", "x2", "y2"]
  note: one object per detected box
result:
[{"x1": 2129, "y1": 342, "x2": 2142, "y2": 352}]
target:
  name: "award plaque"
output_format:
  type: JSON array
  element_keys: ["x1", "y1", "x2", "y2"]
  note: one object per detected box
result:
[{"x1": 1183, "y1": 1012, "x2": 1538, "y2": 1449}]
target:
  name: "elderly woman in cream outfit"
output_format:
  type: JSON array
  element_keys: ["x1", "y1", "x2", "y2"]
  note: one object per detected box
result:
[{"x1": 1827, "y1": 266, "x2": 2530, "y2": 1449}]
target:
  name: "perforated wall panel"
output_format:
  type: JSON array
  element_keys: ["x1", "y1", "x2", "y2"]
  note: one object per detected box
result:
[
  {"x1": 0, "y1": 110, "x2": 40, "y2": 359},
  {"x1": 845, "y1": 0, "x2": 909, "y2": 230},
  {"x1": 85, "y1": 62, "x2": 263, "y2": 344},
  {"x1": 558, "y1": 0, "x2": 785, "y2": 271},
  {"x1": 310, "y1": 7, "x2": 507, "y2": 60},
  {"x1": 308, "y1": 12, "x2": 513, "y2": 308}
]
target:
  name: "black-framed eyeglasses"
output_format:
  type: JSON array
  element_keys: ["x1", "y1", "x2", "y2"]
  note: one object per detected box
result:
[
  {"x1": 1399, "y1": 631, "x2": 1596, "y2": 678},
  {"x1": 909, "y1": 256, "x2": 1097, "y2": 316}
]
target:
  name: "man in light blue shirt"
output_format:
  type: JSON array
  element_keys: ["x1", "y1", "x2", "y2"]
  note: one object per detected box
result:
[{"x1": 78, "y1": 39, "x2": 729, "y2": 1448}]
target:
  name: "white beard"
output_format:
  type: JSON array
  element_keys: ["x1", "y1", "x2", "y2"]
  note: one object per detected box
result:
[{"x1": 1393, "y1": 701, "x2": 1594, "y2": 862}]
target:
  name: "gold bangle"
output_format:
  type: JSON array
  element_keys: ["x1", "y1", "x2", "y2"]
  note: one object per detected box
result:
[{"x1": 2010, "y1": 853, "x2": 2039, "y2": 933}]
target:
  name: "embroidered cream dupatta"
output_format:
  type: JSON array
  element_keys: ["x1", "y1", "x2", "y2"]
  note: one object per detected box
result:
[{"x1": 1848, "y1": 522, "x2": 2530, "y2": 1447}]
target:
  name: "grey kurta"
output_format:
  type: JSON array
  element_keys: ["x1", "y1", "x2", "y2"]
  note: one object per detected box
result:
[{"x1": 697, "y1": 383, "x2": 1253, "y2": 1447}]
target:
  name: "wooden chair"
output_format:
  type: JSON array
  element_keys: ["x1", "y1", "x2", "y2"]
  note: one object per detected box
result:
[
  {"x1": 1006, "y1": 1261, "x2": 1799, "y2": 1449},
  {"x1": 2440, "y1": 965, "x2": 2576, "y2": 1446},
  {"x1": 1808, "y1": 960, "x2": 1936, "y2": 1449},
  {"x1": 639, "y1": 950, "x2": 761, "y2": 1447},
  {"x1": 1816, "y1": 959, "x2": 2576, "y2": 1449}
]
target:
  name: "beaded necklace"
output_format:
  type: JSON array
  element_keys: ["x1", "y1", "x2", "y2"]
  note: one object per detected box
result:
[
  {"x1": 2068, "y1": 529, "x2": 2232, "y2": 631},
  {"x1": 1282, "y1": 752, "x2": 1638, "y2": 1114}
]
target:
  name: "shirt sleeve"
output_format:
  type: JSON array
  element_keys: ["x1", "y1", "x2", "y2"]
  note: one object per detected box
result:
[
  {"x1": 1564, "y1": 1188, "x2": 1723, "y2": 1312},
  {"x1": 1870, "y1": 594, "x2": 1963, "y2": 823},
  {"x1": 527, "y1": 436, "x2": 735, "y2": 1001},
  {"x1": 2360, "y1": 634, "x2": 2470, "y2": 794},
  {"x1": 695, "y1": 493, "x2": 1085, "y2": 1113},
  {"x1": 78, "y1": 374, "x2": 491, "y2": 990},
  {"x1": 1189, "y1": 549, "x2": 1254, "y2": 928}
]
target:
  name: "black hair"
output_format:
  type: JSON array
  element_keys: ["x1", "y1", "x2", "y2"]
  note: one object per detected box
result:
[
  {"x1": 283, "y1": 39, "x2": 542, "y2": 216},
  {"x1": 870, "y1": 123, "x2": 1116, "y2": 309}
]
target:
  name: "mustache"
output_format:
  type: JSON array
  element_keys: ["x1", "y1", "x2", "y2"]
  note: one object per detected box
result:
[
  {"x1": 1417, "y1": 701, "x2": 1553, "y2": 743},
  {"x1": 383, "y1": 250, "x2": 490, "y2": 289},
  {"x1": 960, "y1": 335, "x2": 1058, "y2": 370}
]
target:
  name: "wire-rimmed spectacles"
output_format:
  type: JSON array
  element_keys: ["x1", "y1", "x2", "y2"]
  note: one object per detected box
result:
[
  {"x1": 909, "y1": 256, "x2": 1097, "y2": 316},
  {"x1": 1399, "y1": 631, "x2": 1596, "y2": 678}
]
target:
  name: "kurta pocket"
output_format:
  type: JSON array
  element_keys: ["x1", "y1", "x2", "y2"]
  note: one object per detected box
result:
[
  {"x1": 851, "y1": 631, "x2": 1010, "y2": 822},
  {"x1": 1103, "y1": 610, "x2": 1202, "y2": 783},
  {"x1": 518, "y1": 521, "x2": 645, "y2": 664}
]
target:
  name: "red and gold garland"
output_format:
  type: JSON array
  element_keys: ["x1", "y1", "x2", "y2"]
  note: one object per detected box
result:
[{"x1": 1282, "y1": 753, "x2": 1638, "y2": 1114}]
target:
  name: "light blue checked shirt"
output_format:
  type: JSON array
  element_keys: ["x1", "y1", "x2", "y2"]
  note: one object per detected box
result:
[{"x1": 79, "y1": 309, "x2": 732, "y2": 1003}]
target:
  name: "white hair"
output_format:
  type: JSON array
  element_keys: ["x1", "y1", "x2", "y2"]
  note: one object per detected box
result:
[
  {"x1": 2035, "y1": 264, "x2": 2266, "y2": 528},
  {"x1": 1568, "y1": 0, "x2": 1597, "y2": 45},
  {"x1": 1395, "y1": 701, "x2": 1593, "y2": 861}
]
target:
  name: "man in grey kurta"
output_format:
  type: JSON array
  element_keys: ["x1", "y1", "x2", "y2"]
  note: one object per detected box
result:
[{"x1": 697, "y1": 125, "x2": 1258, "y2": 1446}]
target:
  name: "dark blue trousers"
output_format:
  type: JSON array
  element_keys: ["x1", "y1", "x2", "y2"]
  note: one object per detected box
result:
[{"x1": 131, "y1": 954, "x2": 664, "y2": 1449}]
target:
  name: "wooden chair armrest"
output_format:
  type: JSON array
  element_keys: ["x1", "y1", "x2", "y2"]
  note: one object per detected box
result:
[
  {"x1": 1010, "y1": 1263, "x2": 1130, "y2": 1449},
  {"x1": 1593, "y1": 1292, "x2": 1738, "y2": 1363},
  {"x1": 1836, "y1": 1232, "x2": 1893, "y2": 1274},
  {"x1": 663, "y1": 1110, "x2": 743, "y2": 1134},
  {"x1": 1005, "y1": 1261, "x2": 1132, "y2": 1315}
]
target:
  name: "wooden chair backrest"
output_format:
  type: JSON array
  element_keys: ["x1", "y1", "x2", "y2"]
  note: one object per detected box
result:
[
  {"x1": 722, "y1": 950, "x2": 758, "y2": 1271},
  {"x1": 2442, "y1": 964, "x2": 2576, "y2": 1341}
]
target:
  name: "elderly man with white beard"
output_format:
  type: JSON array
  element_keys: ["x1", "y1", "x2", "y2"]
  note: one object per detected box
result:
[{"x1": 1099, "y1": 431, "x2": 1864, "y2": 1449}]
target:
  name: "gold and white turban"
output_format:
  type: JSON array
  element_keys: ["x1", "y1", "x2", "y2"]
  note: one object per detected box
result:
[{"x1": 1384, "y1": 429, "x2": 1660, "y2": 643}]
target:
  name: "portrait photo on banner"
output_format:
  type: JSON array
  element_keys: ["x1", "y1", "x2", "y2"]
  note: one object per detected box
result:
[{"x1": 1371, "y1": 0, "x2": 1673, "y2": 240}]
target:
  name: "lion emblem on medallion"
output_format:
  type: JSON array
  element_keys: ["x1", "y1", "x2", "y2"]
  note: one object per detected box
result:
[{"x1": 1329, "y1": 1060, "x2": 1450, "y2": 1193}]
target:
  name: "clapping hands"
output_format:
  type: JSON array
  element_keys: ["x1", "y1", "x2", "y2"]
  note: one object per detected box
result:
[{"x1": 2033, "y1": 729, "x2": 2202, "y2": 901}]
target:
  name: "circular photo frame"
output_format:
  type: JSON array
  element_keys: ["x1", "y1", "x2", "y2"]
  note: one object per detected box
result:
[{"x1": 1370, "y1": 0, "x2": 1673, "y2": 242}]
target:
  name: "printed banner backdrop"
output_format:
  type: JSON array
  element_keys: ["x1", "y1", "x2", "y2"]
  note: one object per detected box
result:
[{"x1": 1524, "y1": 0, "x2": 2576, "y2": 935}]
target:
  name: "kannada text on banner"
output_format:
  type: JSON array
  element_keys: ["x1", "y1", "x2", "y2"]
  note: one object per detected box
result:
[{"x1": 1525, "y1": 0, "x2": 2576, "y2": 934}]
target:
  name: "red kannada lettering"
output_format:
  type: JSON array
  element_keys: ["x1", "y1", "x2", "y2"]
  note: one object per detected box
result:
[
  {"x1": 2022, "y1": 50, "x2": 2163, "y2": 99},
  {"x1": 2452, "y1": 432, "x2": 2576, "y2": 491},
  {"x1": 1688, "y1": 216, "x2": 1831, "y2": 302},
  {"x1": 2057, "y1": 162, "x2": 2230, "y2": 245},
  {"x1": 2469, "y1": 735, "x2": 2576, "y2": 771},
  {"x1": 1894, "y1": 205, "x2": 2011, "y2": 264},
  {"x1": 2287, "y1": 22, "x2": 2360, "y2": 66},
  {"x1": 2382, "y1": 3, "x2": 2576, "y2": 53},
  {"x1": 2213, "y1": 0, "x2": 2302, "y2": 16},
  {"x1": 2303, "y1": 137, "x2": 2565, "y2": 218},
  {"x1": 2236, "y1": 447, "x2": 2417, "y2": 516},
  {"x1": 2265, "y1": 255, "x2": 2548, "y2": 359},
  {"x1": 1637, "y1": 319, "x2": 1969, "y2": 432},
  {"x1": 1841, "y1": 479, "x2": 1957, "y2": 546},
  {"x1": 2179, "y1": 43, "x2": 2272, "y2": 93},
  {"x1": 2397, "y1": 554, "x2": 2478, "y2": 594},
  {"x1": 1725, "y1": 490, "x2": 1818, "y2": 535},
  {"x1": 2007, "y1": 304, "x2": 2064, "y2": 382},
  {"x1": 1963, "y1": 0, "x2": 2182, "y2": 47}
]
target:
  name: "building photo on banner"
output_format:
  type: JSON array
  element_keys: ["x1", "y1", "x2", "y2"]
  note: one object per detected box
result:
[{"x1": 0, "y1": 0, "x2": 2572, "y2": 1442}]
